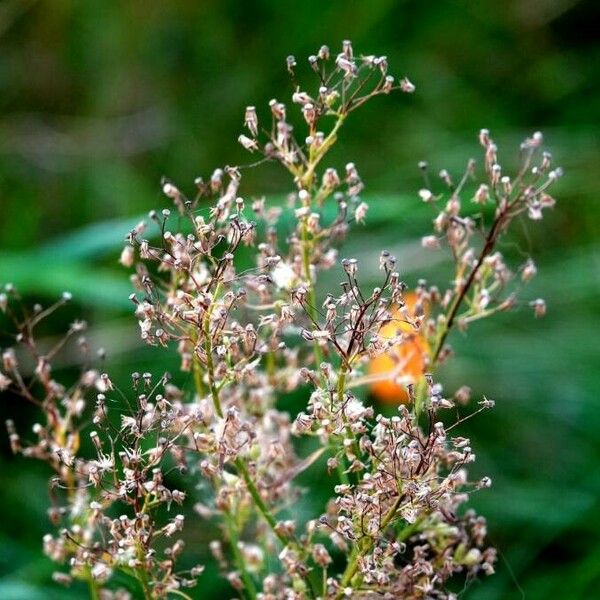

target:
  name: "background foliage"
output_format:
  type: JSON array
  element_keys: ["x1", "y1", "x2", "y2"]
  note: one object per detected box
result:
[{"x1": 0, "y1": 0, "x2": 598, "y2": 598}]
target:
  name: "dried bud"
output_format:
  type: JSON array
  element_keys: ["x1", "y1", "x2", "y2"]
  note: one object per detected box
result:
[
  {"x1": 419, "y1": 189, "x2": 434, "y2": 203},
  {"x1": 119, "y1": 245, "x2": 135, "y2": 268},
  {"x1": 342, "y1": 39, "x2": 353, "y2": 58},
  {"x1": 382, "y1": 75, "x2": 394, "y2": 93},
  {"x1": 521, "y1": 259, "x2": 537, "y2": 282},
  {"x1": 479, "y1": 128, "x2": 491, "y2": 147},
  {"x1": 530, "y1": 298, "x2": 546, "y2": 318},
  {"x1": 354, "y1": 202, "x2": 368, "y2": 224},
  {"x1": 341, "y1": 258, "x2": 358, "y2": 277},
  {"x1": 244, "y1": 106, "x2": 258, "y2": 137},
  {"x1": 336, "y1": 55, "x2": 356, "y2": 77},
  {"x1": 286, "y1": 55, "x2": 296, "y2": 73},
  {"x1": 474, "y1": 184, "x2": 489, "y2": 205},
  {"x1": 421, "y1": 235, "x2": 440, "y2": 250},
  {"x1": 400, "y1": 77, "x2": 415, "y2": 93},
  {"x1": 312, "y1": 544, "x2": 332, "y2": 567},
  {"x1": 238, "y1": 134, "x2": 258, "y2": 152},
  {"x1": 162, "y1": 182, "x2": 180, "y2": 199}
]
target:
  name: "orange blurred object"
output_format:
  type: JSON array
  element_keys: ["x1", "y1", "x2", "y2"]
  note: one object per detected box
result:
[{"x1": 368, "y1": 293, "x2": 429, "y2": 404}]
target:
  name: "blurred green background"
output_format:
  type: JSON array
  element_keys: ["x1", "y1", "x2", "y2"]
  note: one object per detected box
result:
[{"x1": 0, "y1": 0, "x2": 599, "y2": 598}]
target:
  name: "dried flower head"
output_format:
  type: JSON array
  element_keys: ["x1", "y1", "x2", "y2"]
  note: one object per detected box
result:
[{"x1": 1, "y1": 40, "x2": 560, "y2": 600}]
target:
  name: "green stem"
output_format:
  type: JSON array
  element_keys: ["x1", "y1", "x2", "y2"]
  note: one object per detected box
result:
[
  {"x1": 300, "y1": 115, "x2": 346, "y2": 189},
  {"x1": 197, "y1": 284, "x2": 316, "y2": 596},
  {"x1": 135, "y1": 544, "x2": 153, "y2": 599},
  {"x1": 190, "y1": 297, "x2": 254, "y2": 597},
  {"x1": 192, "y1": 356, "x2": 206, "y2": 398},
  {"x1": 224, "y1": 511, "x2": 257, "y2": 600},
  {"x1": 335, "y1": 455, "x2": 350, "y2": 486},
  {"x1": 235, "y1": 458, "x2": 288, "y2": 546},
  {"x1": 337, "y1": 364, "x2": 347, "y2": 405},
  {"x1": 334, "y1": 497, "x2": 416, "y2": 598},
  {"x1": 413, "y1": 376, "x2": 428, "y2": 418},
  {"x1": 87, "y1": 575, "x2": 101, "y2": 600},
  {"x1": 430, "y1": 208, "x2": 506, "y2": 367},
  {"x1": 265, "y1": 347, "x2": 276, "y2": 383},
  {"x1": 203, "y1": 282, "x2": 224, "y2": 418},
  {"x1": 199, "y1": 285, "x2": 286, "y2": 547},
  {"x1": 236, "y1": 457, "x2": 317, "y2": 597},
  {"x1": 297, "y1": 114, "x2": 347, "y2": 370},
  {"x1": 300, "y1": 217, "x2": 324, "y2": 368},
  {"x1": 337, "y1": 366, "x2": 361, "y2": 465},
  {"x1": 189, "y1": 318, "x2": 207, "y2": 399},
  {"x1": 137, "y1": 573, "x2": 152, "y2": 599}
]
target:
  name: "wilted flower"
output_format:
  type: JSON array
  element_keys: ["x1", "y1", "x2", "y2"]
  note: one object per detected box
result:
[{"x1": 0, "y1": 40, "x2": 559, "y2": 600}]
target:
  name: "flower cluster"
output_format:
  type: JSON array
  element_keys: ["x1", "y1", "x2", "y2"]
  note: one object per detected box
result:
[
  {"x1": 1, "y1": 41, "x2": 559, "y2": 599},
  {"x1": 1, "y1": 299, "x2": 203, "y2": 597}
]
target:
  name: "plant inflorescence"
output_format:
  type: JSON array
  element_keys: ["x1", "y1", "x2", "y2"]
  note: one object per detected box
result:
[{"x1": 1, "y1": 40, "x2": 560, "y2": 599}]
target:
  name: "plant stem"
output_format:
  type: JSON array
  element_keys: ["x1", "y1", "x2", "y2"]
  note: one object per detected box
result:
[
  {"x1": 224, "y1": 511, "x2": 257, "y2": 600},
  {"x1": 87, "y1": 575, "x2": 101, "y2": 600},
  {"x1": 300, "y1": 216, "x2": 323, "y2": 368},
  {"x1": 194, "y1": 281, "x2": 258, "y2": 598},
  {"x1": 198, "y1": 287, "x2": 316, "y2": 597},
  {"x1": 235, "y1": 458, "x2": 288, "y2": 546},
  {"x1": 337, "y1": 365, "x2": 361, "y2": 465},
  {"x1": 136, "y1": 571, "x2": 153, "y2": 599},
  {"x1": 334, "y1": 497, "x2": 415, "y2": 598},
  {"x1": 300, "y1": 115, "x2": 346, "y2": 189},
  {"x1": 297, "y1": 114, "x2": 347, "y2": 370},
  {"x1": 203, "y1": 281, "x2": 224, "y2": 418},
  {"x1": 192, "y1": 355, "x2": 206, "y2": 398},
  {"x1": 414, "y1": 376, "x2": 428, "y2": 418},
  {"x1": 431, "y1": 209, "x2": 507, "y2": 365},
  {"x1": 199, "y1": 286, "x2": 288, "y2": 548},
  {"x1": 135, "y1": 543, "x2": 153, "y2": 599}
]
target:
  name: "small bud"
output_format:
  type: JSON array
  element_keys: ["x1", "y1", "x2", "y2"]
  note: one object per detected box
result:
[
  {"x1": 336, "y1": 55, "x2": 356, "y2": 77},
  {"x1": 354, "y1": 202, "x2": 368, "y2": 224},
  {"x1": 52, "y1": 572, "x2": 72, "y2": 586},
  {"x1": 419, "y1": 189, "x2": 434, "y2": 203},
  {"x1": 521, "y1": 259, "x2": 537, "y2": 282},
  {"x1": 342, "y1": 39, "x2": 353, "y2": 58},
  {"x1": 238, "y1": 134, "x2": 258, "y2": 152},
  {"x1": 312, "y1": 543, "x2": 332, "y2": 567},
  {"x1": 400, "y1": 77, "x2": 415, "y2": 93},
  {"x1": 439, "y1": 169, "x2": 452, "y2": 186},
  {"x1": 530, "y1": 298, "x2": 546, "y2": 318},
  {"x1": 302, "y1": 103, "x2": 316, "y2": 126},
  {"x1": 119, "y1": 245, "x2": 135, "y2": 268},
  {"x1": 421, "y1": 235, "x2": 440, "y2": 250},
  {"x1": 90, "y1": 431, "x2": 102, "y2": 451},
  {"x1": 3, "y1": 349, "x2": 17, "y2": 372},
  {"x1": 286, "y1": 55, "x2": 296, "y2": 73},
  {"x1": 479, "y1": 396, "x2": 495, "y2": 409},
  {"x1": 244, "y1": 106, "x2": 258, "y2": 137},
  {"x1": 322, "y1": 167, "x2": 340, "y2": 189},
  {"x1": 162, "y1": 182, "x2": 180, "y2": 199},
  {"x1": 474, "y1": 184, "x2": 489, "y2": 205},
  {"x1": 382, "y1": 75, "x2": 394, "y2": 93},
  {"x1": 478, "y1": 476, "x2": 492, "y2": 489},
  {"x1": 341, "y1": 258, "x2": 358, "y2": 277},
  {"x1": 454, "y1": 385, "x2": 472, "y2": 405},
  {"x1": 479, "y1": 128, "x2": 491, "y2": 147}
]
